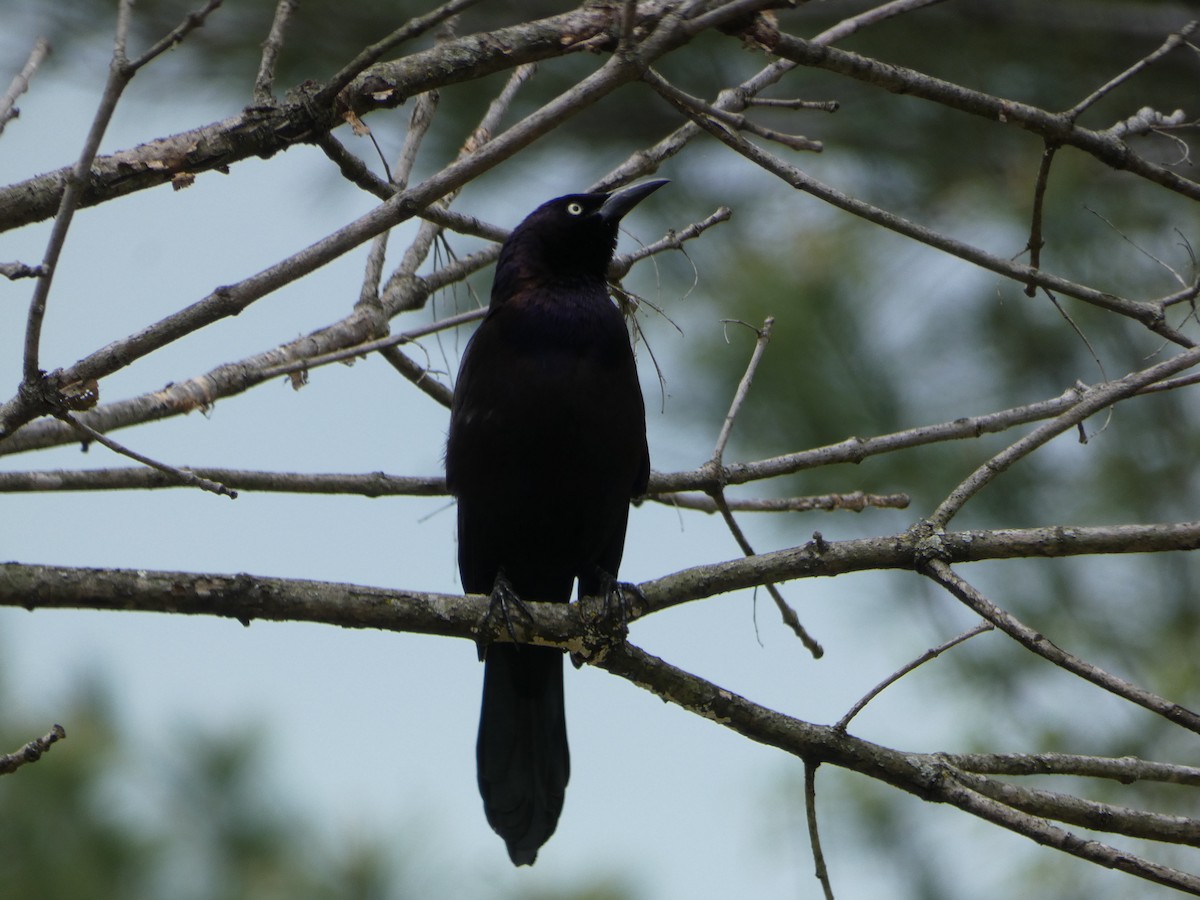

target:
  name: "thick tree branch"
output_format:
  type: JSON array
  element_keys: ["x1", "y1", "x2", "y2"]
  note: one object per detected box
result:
[
  {"x1": 0, "y1": 0, "x2": 741, "y2": 234},
  {"x1": 5, "y1": 520, "x2": 1199, "y2": 622}
]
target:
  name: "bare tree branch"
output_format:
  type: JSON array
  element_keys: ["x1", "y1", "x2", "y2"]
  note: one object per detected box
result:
[
  {"x1": 769, "y1": 24, "x2": 1200, "y2": 202},
  {"x1": 0, "y1": 724, "x2": 66, "y2": 777},
  {"x1": 251, "y1": 0, "x2": 299, "y2": 104},
  {"x1": 3, "y1": 5, "x2": 1198, "y2": 890},
  {"x1": 644, "y1": 66, "x2": 1193, "y2": 346},
  {"x1": 6, "y1": 520, "x2": 1200, "y2": 624},
  {"x1": 0, "y1": 35, "x2": 51, "y2": 136},
  {"x1": 922, "y1": 559, "x2": 1200, "y2": 734},
  {"x1": 835, "y1": 621, "x2": 994, "y2": 731}
]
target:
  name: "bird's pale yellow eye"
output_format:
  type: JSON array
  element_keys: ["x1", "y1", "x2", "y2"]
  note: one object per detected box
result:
[{"x1": 566, "y1": 202, "x2": 584, "y2": 216}]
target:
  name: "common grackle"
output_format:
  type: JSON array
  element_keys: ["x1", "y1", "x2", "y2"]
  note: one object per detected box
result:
[{"x1": 446, "y1": 180, "x2": 665, "y2": 865}]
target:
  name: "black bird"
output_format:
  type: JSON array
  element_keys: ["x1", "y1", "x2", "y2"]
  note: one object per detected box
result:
[{"x1": 446, "y1": 180, "x2": 665, "y2": 865}]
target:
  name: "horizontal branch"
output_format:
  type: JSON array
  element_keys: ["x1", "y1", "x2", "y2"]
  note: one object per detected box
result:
[
  {"x1": 5, "y1": 526, "x2": 1199, "y2": 891},
  {"x1": 941, "y1": 752, "x2": 1200, "y2": 787},
  {"x1": 650, "y1": 374, "x2": 1190, "y2": 493},
  {"x1": 4, "y1": 520, "x2": 1197, "y2": 622},
  {"x1": 0, "y1": 467, "x2": 445, "y2": 496},
  {"x1": 0, "y1": 560, "x2": 632, "y2": 660},
  {"x1": 636, "y1": 521, "x2": 1200, "y2": 611},
  {"x1": 3, "y1": 561, "x2": 1197, "y2": 889},
  {"x1": 954, "y1": 769, "x2": 1200, "y2": 846}
]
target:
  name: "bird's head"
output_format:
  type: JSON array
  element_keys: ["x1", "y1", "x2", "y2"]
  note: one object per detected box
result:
[{"x1": 493, "y1": 180, "x2": 668, "y2": 296}]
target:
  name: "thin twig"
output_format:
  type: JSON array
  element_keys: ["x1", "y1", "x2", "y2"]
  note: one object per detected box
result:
[
  {"x1": 357, "y1": 90, "x2": 443, "y2": 310},
  {"x1": 939, "y1": 752, "x2": 1200, "y2": 787},
  {"x1": 21, "y1": 0, "x2": 224, "y2": 386},
  {"x1": 256, "y1": 308, "x2": 485, "y2": 382},
  {"x1": 952, "y1": 768, "x2": 1200, "y2": 846},
  {"x1": 1023, "y1": 142, "x2": 1057, "y2": 296},
  {"x1": 1064, "y1": 20, "x2": 1198, "y2": 121},
  {"x1": 379, "y1": 345, "x2": 454, "y2": 406},
  {"x1": 315, "y1": 0, "x2": 487, "y2": 105},
  {"x1": 651, "y1": 490, "x2": 909, "y2": 513},
  {"x1": 644, "y1": 66, "x2": 1191, "y2": 346},
  {"x1": 744, "y1": 97, "x2": 838, "y2": 112},
  {"x1": 394, "y1": 90, "x2": 441, "y2": 191},
  {"x1": 648, "y1": 72, "x2": 823, "y2": 152},
  {"x1": 127, "y1": 0, "x2": 224, "y2": 73},
  {"x1": 927, "y1": 344, "x2": 1200, "y2": 527},
  {"x1": 22, "y1": 4, "x2": 137, "y2": 384},
  {"x1": 0, "y1": 36, "x2": 51, "y2": 137},
  {"x1": 714, "y1": 495, "x2": 824, "y2": 657},
  {"x1": 922, "y1": 559, "x2": 1200, "y2": 734},
  {"x1": 1, "y1": 261, "x2": 46, "y2": 280},
  {"x1": 57, "y1": 413, "x2": 237, "y2": 499},
  {"x1": 251, "y1": 0, "x2": 298, "y2": 104},
  {"x1": 712, "y1": 317, "x2": 774, "y2": 462},
  {"x1": 804, "y1": 761, "x2": 836, "y2": 900},
  {"x1": 704, "y1": 319, "x2": 823, "y2": 656},
  {"x1": 835, "y1": 621, "x2": 994, "y2": 731},
  {"x1": 1159, "y1": 276, "x2": 1200, "y2": 308},
  {"x1": 0, "y1": 724, "x2": 66, "y2": 776},
  {"x1": 811, "y1": 0, "x2": 952, "y2": 45}
]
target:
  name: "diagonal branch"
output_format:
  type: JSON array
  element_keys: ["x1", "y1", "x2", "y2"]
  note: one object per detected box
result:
[
  {"x1": 6, "y1": 520, "x2": 1200, "y2": 623},
  {"x1": 768, "y1": 25, "x2": 1200, "y2": 202},
  {"x1": 0, "y1": 36, "x2": 51, "y2": 137},
  {"x1": 0, "y1": 724, "x2": 67, "y2": 776},
  {"x1": 251, "y1": 0, "x2": 299, "y2": 104},
  {"x1": 56, "y1": 413, "x2": 237, "y2": 499},
  {"x1": 593, "y1": 642, "x2": 1200, "y2": 895},
  {"x1": 643, "y1": 67, "x2": 1191, "y2": 346},
  {"x1": 921, "y1": 559, "x2": 1200, "y2": 734},
  {"x1": 0, "y1": 4, "x2": 706, "y2": 442},
  {"x1": 927, "y1": 345, "x2": 1200, "y2": 527},
  {"x1": 0, "y1": 0, "x2": 711, "y2": 234}
]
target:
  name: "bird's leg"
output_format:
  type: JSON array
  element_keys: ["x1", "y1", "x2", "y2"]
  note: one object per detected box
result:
[
  {"x1": 476, "y1": 568, "x2": 535, "y2": 661},
  {"x1": 569, "y1": 567, "x2": 645, "y2": 669},
  {"x1": 587, "y1": 565, "x2": 648, "y2": 626}
]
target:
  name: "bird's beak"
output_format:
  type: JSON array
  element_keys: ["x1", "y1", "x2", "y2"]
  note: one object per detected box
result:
[{"x1": 597, "y1": 179, "x2": 669, "y2": 224}]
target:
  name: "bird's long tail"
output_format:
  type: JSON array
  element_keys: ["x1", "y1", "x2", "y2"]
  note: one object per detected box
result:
[{"x1": 477, "y1": 643, "x2": 569, "y2": 866}]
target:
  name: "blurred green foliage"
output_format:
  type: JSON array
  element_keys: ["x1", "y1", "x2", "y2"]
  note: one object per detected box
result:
[
  {"x1": 0, "y1": 676, "x2": 406, "y2": 900},
  {"x1": 0, "y1": 673, "x2": 641, "y2": 900}
]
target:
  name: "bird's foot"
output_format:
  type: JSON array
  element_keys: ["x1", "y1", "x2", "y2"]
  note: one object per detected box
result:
[
  {"x1": 597, "y1": 571, "x2": 648, "y2": 628},
  {"x1": 476, "y1": 569, "x2": 534, "y2": 661},
  {"x1": 570, "y1": 569, "x2": 644, "y2": 668},
  {"x1": 582, "y1": 566, "x2": 647, "y2": 627}
]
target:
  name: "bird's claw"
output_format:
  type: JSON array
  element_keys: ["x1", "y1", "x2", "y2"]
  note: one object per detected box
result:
[
  {"x1": 586, "y1": 566, "x2": 647, "y2": 627},
  {"x1": 476, "y1": 570, "x2": 534, "y2": 661},
  {"x1": 569, "y1": 570, "x2": 643, "y2": 669}
]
